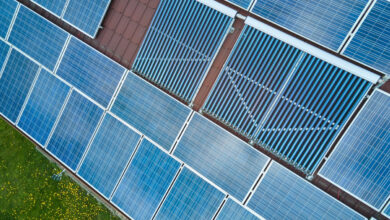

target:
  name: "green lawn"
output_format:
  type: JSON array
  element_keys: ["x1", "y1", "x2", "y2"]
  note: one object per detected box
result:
[{"x1": 0, "y1": 117, "x2": 120, "y2": 219}]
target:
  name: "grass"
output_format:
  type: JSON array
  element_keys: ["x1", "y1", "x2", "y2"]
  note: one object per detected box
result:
[{"x1": 0, "y1": 117, "x2": 120, "y2": 219}]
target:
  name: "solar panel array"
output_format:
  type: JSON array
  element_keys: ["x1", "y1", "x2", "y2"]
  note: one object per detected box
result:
[
  {"x1": 248, "y1": 162, "x2": 365, "y2": 220},
  {"x1": 319, "y1": 89, "x2": 390, "y2": 210},
  {"x1": 0, "y1": 0, "x2": 387, "y2": 219},
  {"x1": 132, "y1": 0, "x2": 234, "y2": 103},
  {"x1": 250, "y1": 0, "x2": 368, "y2": 51},
  {"x1": 32, "y1": 0, "x2": 110, "y2": 38},
  {"x1": 343, "y1": 0, "x2": 390, "y2": 75},
  {"x1": 0, "y1": 0, "x2": 17, "y2": 39},
  {"x1": 203, "y1": 25, "x2": 372, "y2": 173}
]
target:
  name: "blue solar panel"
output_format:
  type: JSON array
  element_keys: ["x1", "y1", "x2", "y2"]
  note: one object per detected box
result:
[
  {"x1": 0, "y1": 40, "x2": 10, "y2": 71},
  {"x1": 0, "y1": 0, "x2": 17, "y2": 39},
  {"x1": 32, "y1": 0, "x2": 67, "y2": 17},
  {"x1": 111, "y1": 72, "x2": 191, "y2": 151},
  {"x1": 155, "y1": 167, "x2": 225, "y2": 220},
  {"x1": 216, "y1": 199, "x2": 259, "y2": 220},
  {"x1": 57, "y1": 37, "x2": 124, "y2": 108},
  {"x1": 18, "y1": 70, "x2": 70, "y2": 146},
  {"x1": 78, "y1": 114, "x2": 141, "y2": 198},
  {"x1": 251, "y1": 0, "x2": 368, "y2": 51},
  {"x1": 226, "y1": 0, "x2": 253, "y2": 9},
  {"x1": 248, "y1": 162, "x2": 365, "y2": 220},
  {"x1": 203, "y1": 25, "x2": 304, "y2": 137},
  {"x1": 63, "y1": 0, "x2": 110, "y2": 37},
  {"x1": 133, "y1": 0, "x2": 234, "y2": 103},
  {"x1": 46, "y1": 91, "x2": 103, "y2": 171},
  {"x1": 254, "y1": 53, "x2": 372, "y2": 173},
  {"x1": 0, "y1": 50, "x2": 39, "y2": 122},
  {"x1": 343, "y1": 0, "x2": 390, "y2": 75},
  {"x1": 319, "y1": 90, "x2": 390, "y2": 210},
  {"x1": 112, "y1": 139, "x2": 180, "y2": 220},
  {"x1": 8, "y1": 6, "x2": 68, "y2": 70},
  {"x1": 174, "y1": 113, "x2": 269, "y2": 201},
  {"x1": 384, "y1": 203, "x2": 390, "y2": 218}
]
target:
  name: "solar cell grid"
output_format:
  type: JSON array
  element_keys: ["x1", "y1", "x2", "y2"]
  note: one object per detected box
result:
[
  {"x1": 46, "y1": 91, "x2": 103, "y2": 171},
  {"x1": 319, "y1": 89, "x2": 390, "y2": 210},
  {"x1": 78, "y1": 113, "x2": 141, "y2": 198},
  {"x1": 57, "y1": 37, "x2": 125, "y2": 108},
  {"x1": 251, "y1": 0, "x2": 368, "y2": 51},
  {"x1": 31, "y1": 0, "x2": 67, "y2": 17},
  {"x1": 343, "y1": 0, "x2": 390, "y2": 75},
  {"x1": 0, "y1": 0, "x2": 18, "y2": 39},
  {"x1": 63, "y1": 0, "x2": 110, "y2": 38},
  {"x1": 174, "y1": 113, "x2": 269, "y2": 201},
  {"x1": 18, "y1": 69, "x2": 70, "y2": 146},
  {"x1": 0, "y1": 40, "x2": 10, "y2": 72},
  {"x1": 248, "y1": 162, "x2": 365, "y2": 220},
  {"x1": 133, "y1": 0, "x2": 234, "y2": 103},
  {"x1": 112, "y1": 139, "x2": 181, "y2": 220},
  {"x1": 8, "y1": 6, "x2": 68, "y2": 70},
  {"x1": 0, "y1": 49, "x2": 39, "y2": 123},
  {"x1": 155, "y1": 167, "x2": 225, "y2": 220},
  {"x1": 111, "y1": 72, "x2": 191, "y2": 151},
  {"x1": 384, "y1": 203, "x2": 390, "y2": 218},
  {"x1": 216, "y1": 199, "x2": 260, "y2": 220}
]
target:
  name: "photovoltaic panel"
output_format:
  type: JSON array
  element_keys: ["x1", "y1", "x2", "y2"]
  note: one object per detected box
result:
[
  {"x1": 133, "y1": 0, "x2": 234, "y2": 103},
  {"x1": 216, "y1": 199, "x2": 260, "y2": 220},
  {"x1": 343, "y1": 0, "x2": 390, "y2": 75},
  {"x1": 112, "y1": 139, "x2": 180, "y2": 220},
  {"x1": 0, "y1": 0, "x2": 17, "y2": 39},
  {"x1": 251, "y1": 0, "x2": 368, "y2": 51},
  {"x1": 203, "y1": 25, "x2": 304, "y2": 137},
  {"x1": 32, "y1": 0, "x2": 67, "y2": 17},
  {"x1": 57, "y1": 37, "x2": 125, "y2": 108},
  {"x1": 254, "y1": 53, "x2": 372, "y2": 173},
  {"x1": 46, "y1": 91, "x2": 103, "y2": 171},
  {"x1": 111, "y1": 72, "x2": 191, "y2": 151},
  {"x1": 0, "y1": 50, "x2": 39, "y2": 122},
  {"x1": 319, "y1": 90, "x2": 390, "y2": 210},
  {"x1": 384, "y1": 203, "x2": 390, "y2": 218},
  {"x1": 226, "y1": 0, "x2": 253, "y2": 10},
  {"x1": 18, "y1": 70, "x2": 70, "y2": 146},
  {"x1": 0, "y1": 40, "x2": 10, "y2": 71},
  {"x1": 63, "y1": 0, "x2": 110, "y2": 38},
  {"x1": 8, "y1": 6, "x2": 68, "y2": 71},
  {"x1": 174, "y1": 113, "x2": 269, "y2": 201},
  {"x1": 78, "y1": 114, "x2": 140, "y2": 198},
  {"x1": 155, "y1": 167, "x2": 225, "y2": 220},
  {"x1": 248, "y1": 162, "x2": 365, "y2": 220}
]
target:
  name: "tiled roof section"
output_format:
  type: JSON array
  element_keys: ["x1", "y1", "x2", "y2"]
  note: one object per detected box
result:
[{"x1": 21, "y1": 0, "x2": 160, "y2": 69}]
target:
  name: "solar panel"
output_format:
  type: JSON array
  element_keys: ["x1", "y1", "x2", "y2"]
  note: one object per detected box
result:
[
  {"x1": 62, "y1": 0, "x2": 110, "y2": 38},
  {"x1": 0, "y1": 40, "x2": 10, "y2": 71},
  {"x1": 46, "y1": 91, "x2": 103, "y2": 171},
  {"x1": 251, "y1": 0, "x2": 368, "y2": 51},
  {"x1": 384, "y1": 203, "x2": 390, "y2": 219},
  {"x1": 254, "y1": 53, "x2": 372, "y2": 173},
  {"x1": 8, "y1": 6, "x2": 68, "y2": 70},
  {"x1": 155, "y1": 167, "x2": 225, "y2": 220},
  {"x1": 216, "y1": 199, "x2": 260, "y2": 220},
  {"x1": 111, "y1": 72, "x2": 191, "y2": 151},
  {"x1": 0, "y1": 49, "x2": 39, "y2": 122},
  {"x1": 111, "y1": 139, "x2": 181, "y2": 220},
  {"x1": 31, "y1": 0, "x2": 67, "y2": 17},
  {"x1": 132, "y1": 0, "x2": 234, "y2": 103},
  {"x1": 319, "y1": 89, "x2": 390, "y2": 210},
  {"x1": 18, "y1": 70, "x2": 70, "y2": 146},
  {"x1": 57, "y1": 37, "x2": 125, "y2": 108},
  {"x1": 78, "y1": 113, "x2": 141, "y2": 198},
  {"x1": 203, "y1": 25, "x2": 304, "y2": 137},
  {"x1": 0, "y1": 0, "x2": 17, "y2": 39},
  {"x1": 174, "y1": 113, "x2": 269, "y2": 201},
  {"x1": 343, "y1": 0, "x2": 390, "y2": 75},
  {"x1": 248, "y1": 162, "x2": 365, "y2": 220},
  {"x1": 226, "y1": 0, "x2": 254, "y2": 10}
]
